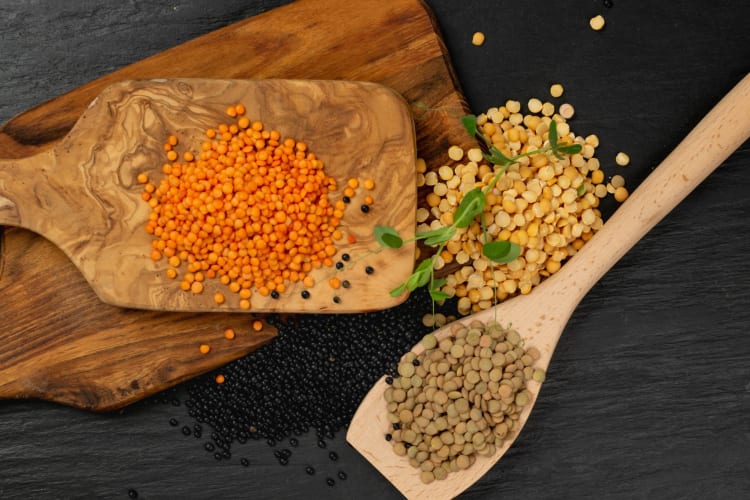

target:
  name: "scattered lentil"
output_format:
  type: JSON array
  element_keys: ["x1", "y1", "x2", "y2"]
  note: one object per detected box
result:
[
  {"x1": 549, "y1": 83, "x2": 564, "y2": 98},
  {"x1": 589, "y1": 14, "x2": 605, "y2": 31},
  {"x1": 615, "y1": 151, "x2": 631, "y2": 166},
  {"x1": 471, "y1": 31, "x2": 485, "y2": 46}
]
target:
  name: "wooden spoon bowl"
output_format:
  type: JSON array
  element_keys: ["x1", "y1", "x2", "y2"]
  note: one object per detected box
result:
[
  {"x1": 347, "y1": 74, "x2": 750, "y2": 499},
  {"x1": 0, "y1": 79, "x2": 417, "y2": 313}
]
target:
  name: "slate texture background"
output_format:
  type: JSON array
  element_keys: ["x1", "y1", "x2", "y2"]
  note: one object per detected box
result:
[{"x1": 1, "y1": 1, "x2": 749, "y2": 499}]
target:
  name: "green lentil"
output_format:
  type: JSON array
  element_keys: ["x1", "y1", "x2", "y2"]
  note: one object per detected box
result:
[{"x1": 383, "y1": 320, "x2": 545, "y2": 483}]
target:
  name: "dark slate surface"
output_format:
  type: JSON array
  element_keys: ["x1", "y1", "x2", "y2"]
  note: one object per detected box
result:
[{"x1": 1, "y1": 1, "x2": 749, "y2": 499}]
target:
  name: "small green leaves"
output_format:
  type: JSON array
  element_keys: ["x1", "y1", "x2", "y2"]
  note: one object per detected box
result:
[
  {"x1": 549, "y1": 120, "x2": 582, "y2": 159},
  {"x1": 417, "y1": 226, "x2": 456, "y2": 246},
  {"x1": 453, "y1": 188, "x2": 486, "y2": 228},
  {"x1": 379, "y1": 111, "x2": 587, "y2": 309},
  {"x1": 391, "y1": 258, "x2": 434, "y2": 297},
  {"x1": 461, "y1": 114, "x2": 478, "y2": 138},
  {"x1": 374, "y1": 225, "x2": 403, "y2": 249},
  {"x1": 429, "y1": 278, "x2": 451, "y2": 301},
  {"x1": 482, "y1": 240, "x2": 521, "y2": 264}
]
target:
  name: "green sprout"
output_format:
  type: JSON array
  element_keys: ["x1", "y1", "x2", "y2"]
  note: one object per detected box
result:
[{"x1": 375, "y1": 113, "x2": 582, "y2": 305}]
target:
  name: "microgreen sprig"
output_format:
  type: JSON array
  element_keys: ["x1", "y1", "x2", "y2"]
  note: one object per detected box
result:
[{"x1": 376, "y1": 113, "x2": 582, "y2": 303}]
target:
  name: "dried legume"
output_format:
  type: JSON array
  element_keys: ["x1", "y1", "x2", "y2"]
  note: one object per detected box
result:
[{"x1": 384, "y1": 319, "x2": 544, "y2": 483}]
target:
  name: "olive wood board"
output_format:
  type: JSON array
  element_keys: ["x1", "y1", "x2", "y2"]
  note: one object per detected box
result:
[
  {"x1": 0, "y1": 78, "x2": 417, "y2": 313},
  {"x1": 0, "y1": 0, "x2": 469, "y2": 411}
]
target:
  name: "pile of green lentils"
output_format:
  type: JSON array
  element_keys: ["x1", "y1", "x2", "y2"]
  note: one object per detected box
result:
[{"x1": 384, "y1": 320, "x2": 545, "y2": 484}]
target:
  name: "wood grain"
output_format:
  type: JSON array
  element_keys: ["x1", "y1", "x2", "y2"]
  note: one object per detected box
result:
[
  {"x1": 0, "y1": 0, "x2": 467, "y2": 410},
  {"x1": 0, "y1": 78, "x2": 417, "y2": 313},
  {"x1": 0, "y1": 227, "x2": 278, "y2": 411},
  {"x1": 347, "y1": 73, "x2": 750, "y2": 500}
]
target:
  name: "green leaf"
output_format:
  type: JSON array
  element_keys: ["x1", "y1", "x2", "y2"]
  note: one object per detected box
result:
[
  {"x1": 453, "y1": 188, "x2": 486, "y2": 228},
  {"x1": 556, "y1": 143, "x2": 583, "y2": 155},
  {"x1": 429, "y1": 288, "x2": 452, "y2": 301},
  {"x1": 374, "y1": 225, "x2": 403, "y2": 249},
  {"x1": 416, "y1": 226, "x2": 455, "y2": 247},
  {"x1": 483, "y1": 147, "x2": 514, "y2": 167},
  {"x1": 389, "y1": 282, "x2": 407, "y2": 297},
  {"x1": 549, "y1": 119, "x2": 559, "y2": 148},
  {"x1": 461, "y1": 114, "x2": 478, "y2": 138},
  {"x1": 577, "y1": 183, "x2": 586, "y2": 196},
  {"x1": 406, "y1": 259, "x2": 433, "y2": 291},
  {"x1": 482, "y1": 240, "x2": 522, "y2": 264}
]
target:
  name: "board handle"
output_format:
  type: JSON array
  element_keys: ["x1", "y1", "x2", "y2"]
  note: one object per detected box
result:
[{"x1": 0, "y1": 150, "x2": 56, "y2": 231}]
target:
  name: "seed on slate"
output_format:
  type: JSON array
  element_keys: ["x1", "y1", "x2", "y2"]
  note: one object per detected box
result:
[
  {"x1": 301, "y1": 290, "x2": 310, "y2": 299},
  {"x1": 289, "y1": 438, "x2": 299, "y2": 447},
  {"x1": 326, "y1": 478, "x2": 335, "y2": 487},
  {"x1": 169, "y1": 418, "x2": 179, "y2": 427},
  {"x1": 222, "y1": 450, "x2": 231, "y2": 459},
  {"x1": 267, "y1": 439, "x2": 276, "y2": 447},
  {"x1": 365, "y1": 265, "x2": 374, "y2": 274},
  {"x1": 305, "y1": 466, "x2": 316, "y2": 475},
  {"x1": 214, "y1": 452, "x2": 223, "y2": 461},
  {"x1": 279, "y1": 456, "x2": 289, "y2": 465},
  {"x1": 240, "y1": 458, "x2": 250, "y2": 467},
  {"x1": 181, "y1": 426, "x2": 192, "y2": 436},
  {"x1": 317, "y1": 440, "x2": 327, "y2": 449},
  {"x1": 337, "y1": 471, "x2": 348, "y2": 480},
  {"x1": 128, "y1": 489, "x2": 138, "y2": 499},
  {"x1": 204, "y1": 442, "x2": 215, "y2": 452},
  {"x1": 329, "y1": 451, "x2": 338, "y2": 461}
]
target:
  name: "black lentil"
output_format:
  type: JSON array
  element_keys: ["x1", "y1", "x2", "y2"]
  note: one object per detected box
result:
[
  {"x1": 181, "y1": 287, "x2": 437, "y2": 468},
  {"x1": 603, "y1": 0, "x2": 613, "y2": 6},
  {"x1": 385, "y1": 376, "x2": 393, "y2": 385},
  {"x1": 341, "y1": 253, "x2": 350, "y2": 261},
  {"x1": 204, "y1": 442, "x2": 215, "y2": 452},
  {"x1": 301, "y1": 290, "x2": 310, "y2": 299},
  {"x1": 337, "y1": 471, "x2": 347, "y2": 480},
  {"x1": 181, "y1": 426, "x2": 192, "y2": 436},
  {"x1": 240, "y1": 458, "x2": 250, "y2": 467},
  {"x1": 385, "y1": 433, "x2": 392, "y2": 441},
  {"x1": 332, "y1": 296, "x2": 341, "y2": 304},
  {"x1": 169, "y1": 418, "x2": 179, "y2": 427},
  {"x1": 335, "y1": 261, "x2": 344, "y2": 270},
  {"x1": 392, "y1": 423, "x2": 400, "y2": 430},
  {"x1": 270, "y1": 290, "x2": 280, "y2": 299},
  {"x1": 305, "y1": 466, "x2": 316, "y2": 475},
  {"x1": 342, "y1": 195, "x2": 350, "y2": 203},
  {"x1": 328, "y1": 451, "x2": 338, "y2": 461},
  {"x1": 365, "y1": 265, "x2": 374, "y2": 274},
  {"x1": 128, "y1": 489, "x2": 138, "y2": 499},
  {"x1": 317, "y1": 439, "x2": 327, "y2": 449},
  {"x1": 341, "y1": 280, "x2": 350, "y2": 289},
  {"x1": 326, "y1": 478, "x2": 335, "y2": 487},
  {"x1": 360, "y1": 204, "x2": 370, "y2": 213}
]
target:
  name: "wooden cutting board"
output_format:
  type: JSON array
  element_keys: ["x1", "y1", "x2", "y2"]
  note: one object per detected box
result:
[{"x1": 0, "y1": 0, "x2": 470, "y2": 411}]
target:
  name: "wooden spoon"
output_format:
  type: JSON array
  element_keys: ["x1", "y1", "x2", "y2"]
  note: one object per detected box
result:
[
  {"x1": 347, "y1": 74, "x2": 750, "y2": 499},
  {"x1": 0, "y1": 78, "x2": 416, "y2": 313}
]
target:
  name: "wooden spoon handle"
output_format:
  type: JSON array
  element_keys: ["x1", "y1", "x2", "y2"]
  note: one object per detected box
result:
[{"x1": 556, "y1": 73, "x2": 750, "y2": 301}]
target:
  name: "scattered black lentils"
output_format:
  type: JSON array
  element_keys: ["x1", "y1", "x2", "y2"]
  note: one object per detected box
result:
[{"x1": 176, "y1": 287, "x2": 441, "y2": 483}]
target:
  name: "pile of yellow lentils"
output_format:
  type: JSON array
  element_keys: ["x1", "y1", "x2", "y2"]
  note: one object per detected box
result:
[{"x1": 417, "y1": 92, "x2": 629, "y2": 315}]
